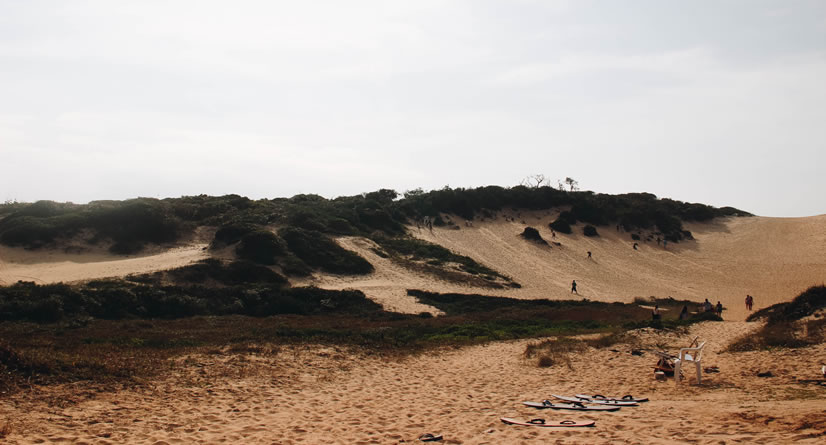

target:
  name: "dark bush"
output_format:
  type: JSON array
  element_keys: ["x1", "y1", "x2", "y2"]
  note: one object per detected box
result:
[
  {"x1": 549, "y1": 219, "x2": 572, "y2": 234},
  {"x1": 520, "y1": 227, "x2": 547, "y2": 245},
  {"x1": 212, "y1": 223, "x2": 258, "y2": 248},
  {"x1": 583, "y1": 225, "x2": 599, "y2": 237},
  {"x1": 166, "y1": 259, "x2": 288, "y2": 286},
  {"x1": 235, "y1": 230, "x2": 286, "y2": 265},
  {"x1": 631, "y1": 233, "x2": 641, "y2": 241},
  {"x1": 279, "y1": 227, "x2": 373, "y2": 275}
]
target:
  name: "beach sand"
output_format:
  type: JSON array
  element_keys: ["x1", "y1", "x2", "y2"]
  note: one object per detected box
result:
[{"x1": 2, "y1": 321, "x2": 825, "y2": 444}]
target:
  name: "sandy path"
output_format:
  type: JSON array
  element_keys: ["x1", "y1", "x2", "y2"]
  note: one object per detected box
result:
[
  {"x1": 3, "y1": 321, "x2": 825, "y2": 444},
  {"x1": 0, "y1": 244, "x2": 209, "y2": 285}
]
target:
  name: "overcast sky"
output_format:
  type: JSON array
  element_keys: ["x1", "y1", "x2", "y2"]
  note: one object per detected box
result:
[{"x1": 1, "y1": 1, "x2": 825, "y2": 216}]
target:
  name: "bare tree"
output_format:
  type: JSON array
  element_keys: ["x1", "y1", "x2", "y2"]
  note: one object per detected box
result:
[
  {"x1": 564, "y1": 177, "x2": 579, "y2": 192},
  {"x1": 521, "y1": 174, "x2": 550, "y2": 188}
]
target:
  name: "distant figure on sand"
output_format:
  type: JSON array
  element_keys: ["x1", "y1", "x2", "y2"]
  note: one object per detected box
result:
[
  {"x1": 716, "y1": 301, "x2": 723, "y2": 317},
  {"x1": 745, "y1": 295, "x2": 754, "y2": 311},
  {"x1": 571, "y1": 280, "x2": 578, "y2": 294},
  {"x1": 633, "y1": 242, "x2": 639, "y2": 250},
  {"x1": 679, "y1": 305, "x2": 689, "y2": 320},
  {"x1": 551, "y1": 229, "x2": 556, "y2": 238},
  {"x1": 587, "y1": 251, "x2": 592, "y2": 259},
  {"x1": 652, "y1": 305, "x2": 661, "y2": 320}
]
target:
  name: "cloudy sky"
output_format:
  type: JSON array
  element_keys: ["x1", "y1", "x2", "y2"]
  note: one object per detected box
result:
[{"x1": 1, "y1": 1, "x2": 825, "y2": 216}]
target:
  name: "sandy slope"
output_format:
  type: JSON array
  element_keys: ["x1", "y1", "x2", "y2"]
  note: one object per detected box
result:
[
  {"x1": 0, "y1": 244, "x2": 209, "y2": 285},
  {"x1": 300, "y1": 213, "x2": 826, "y2": 321},
  {"x1": 2, "y1": 214, "x2": 825, "y2": 320},
  {"x1": 3, "y1": 321, "x2": 825, "y2": 444}
]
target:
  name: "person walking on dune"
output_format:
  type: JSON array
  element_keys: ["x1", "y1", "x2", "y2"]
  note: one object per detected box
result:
[
  {"x1": 571, "y1": 280, "x2": 578, "y2": 294},
  {"x1": 745, "y1": 295, "x2": 754, "y2": 311}
]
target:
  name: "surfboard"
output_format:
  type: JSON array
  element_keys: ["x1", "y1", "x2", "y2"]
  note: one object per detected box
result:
[
  {"x1": 500, "y1": 417, "x2": 595, "y2": 427},
  {"x1": 552, "y1": 394, "x2": 637, "y2": 406},
  {"x1": 575, "y1": 394, "x2": 649, "y2": 403},
  {"x1": 522, "y1": 400, "x2": 620, "y2": 411}
]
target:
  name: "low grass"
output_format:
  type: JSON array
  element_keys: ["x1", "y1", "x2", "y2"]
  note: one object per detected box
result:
[
  {"x1": 374, "y1": 236, "x2": 517, "y2": 287},
  {"x1": 0, "y1": 288, "x2": 709, "y2": 393}
]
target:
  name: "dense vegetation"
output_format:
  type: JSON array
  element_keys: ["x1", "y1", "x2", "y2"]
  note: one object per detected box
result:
[
  {"x1": 0, "y1": 261, "x2": 382, "y2": 323},
  {"x1": 0, "y1": 186, "x2": 747, "y2": 252},
  {"x1": 0, "y1": 280, "x2": 709, "y2": 392}
]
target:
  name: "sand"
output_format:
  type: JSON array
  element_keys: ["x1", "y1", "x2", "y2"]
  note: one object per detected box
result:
[
  {"x1": 2, "y1": 214, "x2": 824, "y2": 320},
  {"x1": 2, "y1": 214, "x2": 826, "y2": 443},
  {"x1": 0, "y1": 244, "x2": 209, "y2": 285},
  {"x1": 2, "y1": 321, "x2": 825, "y2": 444},
  {"x1": 298, "y1": 214, "x2": 826, "y2": 321}
]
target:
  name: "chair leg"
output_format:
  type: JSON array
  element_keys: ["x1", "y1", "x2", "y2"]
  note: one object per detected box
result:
[
  {"x1": 674, "y1": 360, "x2": 682, "y2": 385},
  {"x1": 695, "y1": 362, "x2": 702, "y2": 385}
]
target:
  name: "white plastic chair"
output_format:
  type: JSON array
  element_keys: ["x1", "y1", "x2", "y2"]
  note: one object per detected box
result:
[{"x1": 674, "y1": 341, "x2": 705, "y2": 385}]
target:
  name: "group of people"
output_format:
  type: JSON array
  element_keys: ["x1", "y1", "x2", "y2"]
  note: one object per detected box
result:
[
  {"x1": 571, "y1": 278, "x2": 756, "y2": 320},
  {"x1": 703, "y1": 298, "x2": 724, "y2": 316}
]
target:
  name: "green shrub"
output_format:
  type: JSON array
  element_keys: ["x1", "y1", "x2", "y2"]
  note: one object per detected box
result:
[
  {"x1": 235, "y1": 230, "x2": 286, "y2": 265},
  {"x1": 583, "y1": 225, "x2": 598, "y2": 237},
  {"x1": 212, "y1": 223, "x2": 258, "y2": 248},
  {"x1": 520, "y1": 227, "x2": 547, "y2": 244},
  {"x1": 549, "y1": 219, "x2": 572, "y2": 234},
  {"x1": 279, "y1": 227, "x2": 373, "y2": 275}
]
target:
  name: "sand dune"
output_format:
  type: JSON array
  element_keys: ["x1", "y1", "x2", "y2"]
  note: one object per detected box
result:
[
  {"x1": 2, "y1": 214, "x2": 825, "y2": 320},
  {"x1": 3, "y1": 321, "x2": 825, "y2": 444},
  {"x1": 2, "y1": 214, "x2": 826, "y2": 443},
  {"x1": 293, "y1": 213, "x2": 826, "y2": 322}
]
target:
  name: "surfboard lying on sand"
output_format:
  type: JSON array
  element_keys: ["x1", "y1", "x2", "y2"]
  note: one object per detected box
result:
[
  {"x1": 501, "y1": 417, "x2": 595, "y2": 427},
  {"x1": 552, "y1": 394, "x2": 638, "y2": 406},
  {"x1": 522, "y1": 400, "x2": 620, "y2": 411},
  {"x1": 575, "y1": 394, "x2": 649, "y2": 403}
]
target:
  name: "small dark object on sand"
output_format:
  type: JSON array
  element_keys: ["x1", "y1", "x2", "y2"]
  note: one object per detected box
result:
[
  {"x1": 757, "y1": 371, "x2": 773, "y2": 378},
  {"x1": 419, "y1": 433, "x2": 443, "y2": 442},
  {"x1": 631, "y1": 349, "x2": 644, "y2": 356}
]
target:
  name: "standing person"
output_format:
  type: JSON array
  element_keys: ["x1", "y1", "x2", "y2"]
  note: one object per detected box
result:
[
  {"x1": 716, "y1": 301, "x2": 723, "y2": 317},
  {"x1": 703, "y1": 299, "x2": 713, "y2": 312},
  {"x1": 571, "y1": 280, "x2": 578, "y2": 294},
  {"x1": 746, "y1": 295, "x2": 754, "y2": 311},
  {"x1": 652, "y1": 305, "x2": 661, "y2": 320},
  {"x1": 587, "y1": 251, "x2": 592, "y2": 259},
  {"x1": 679, "y1": 305, "x2": 689, "y2": 320}
]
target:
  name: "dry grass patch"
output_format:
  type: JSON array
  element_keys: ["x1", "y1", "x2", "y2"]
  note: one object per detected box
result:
[{"x1": 524, "y1": 337, "x2": 586, "y2": 369}]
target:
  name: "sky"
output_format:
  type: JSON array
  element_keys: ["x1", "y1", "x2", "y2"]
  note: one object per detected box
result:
[{"x1": 1, "y1": 1, "x2": 825, "y2": 217}]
